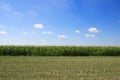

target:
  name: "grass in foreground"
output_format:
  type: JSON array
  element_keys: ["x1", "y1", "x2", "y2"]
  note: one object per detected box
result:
[{"x1": 0, "y1": 56, "x2": 120, "y2": 80}]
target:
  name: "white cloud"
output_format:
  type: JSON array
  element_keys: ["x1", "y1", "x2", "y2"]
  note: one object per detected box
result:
[
  {"x1": 42, "y1": 31, "x2": 46, "y2": 34},
  {"x1": 75, "y1": 30, "x2": 80, "y2": 33},
  {"x1": 0, "y1": 31, "x2": 8, "y2": 35},
  {"x1": 57, "y1": 35, "x2": 68, "y2": 38},
  {"x1": 88, "y1": 27, "x2": 100, "y2": 33},
  {"x1": 23, "y1": 39, "x2": 27, "y2": 42},
  {"x1": 85, "y1": 34, "x2": 96, "y2": 38},
  {"x1": 91, "y1": 34, "x2": 96, "y2": 37},
  {"x1": 41, "y1": 40, "x2": 45, "y2": 42},
  {"x1": 85, "y1": 34, "x2": 90, "y2": 37},
  {"x1": 42, "y1": 31, "x2": 52, "y2": 34},
  {"x1": 23, "y1": 32, "x2": 28, "y2": 35},
  {"x1": 47, "y1": 31, "x2": 52, "y2": 34},
  {"x1": 34, "y1": 24, "x2": 43, "y2": 29}
]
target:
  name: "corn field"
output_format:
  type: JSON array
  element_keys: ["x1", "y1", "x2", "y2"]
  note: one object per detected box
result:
[{"x1": 0, "y1": 46, "x2": 120, "y2": 56}]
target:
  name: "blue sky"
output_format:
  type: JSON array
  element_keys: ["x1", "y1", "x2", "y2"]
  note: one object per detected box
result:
[{"x1": 0, "y1": 0, "x2": 120, "y2": 46}]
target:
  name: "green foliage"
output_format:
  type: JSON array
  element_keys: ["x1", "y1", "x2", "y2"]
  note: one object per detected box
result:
[{"x1": 0, "y1": 46, "x2": 120, "y2": 56}]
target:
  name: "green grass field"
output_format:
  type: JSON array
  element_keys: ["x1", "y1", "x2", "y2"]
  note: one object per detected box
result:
[{"x1": 0, "y1": 56, "x2": 120, "y2": 80}]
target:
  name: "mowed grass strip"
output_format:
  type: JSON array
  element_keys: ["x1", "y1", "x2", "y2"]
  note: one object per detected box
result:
[{"x1": 0, "y1": 56, "x2": 120, "y2": 80}]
